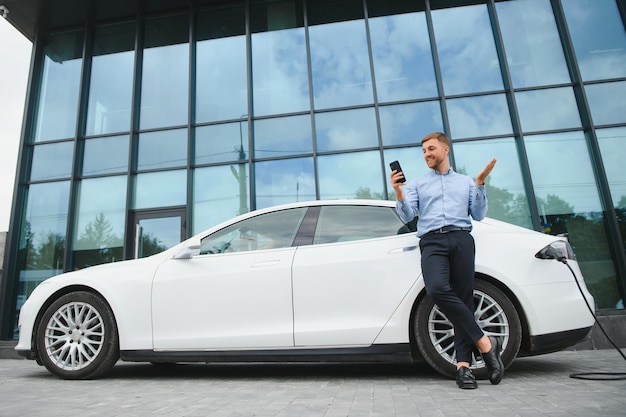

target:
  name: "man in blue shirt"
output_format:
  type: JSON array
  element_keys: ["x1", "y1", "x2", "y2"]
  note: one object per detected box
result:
[{"x1": 391, "y1": 131, "x2": 500, "y2": 389}]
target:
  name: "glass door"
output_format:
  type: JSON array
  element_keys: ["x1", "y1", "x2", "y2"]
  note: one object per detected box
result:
[{"x1": 129, "y1": 208, "x2": 187, "y2": 259}]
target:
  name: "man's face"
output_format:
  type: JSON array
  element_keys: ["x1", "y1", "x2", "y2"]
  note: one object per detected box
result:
[{"x1": 422, "y1": 137, "x2": 449, "y2": 170}]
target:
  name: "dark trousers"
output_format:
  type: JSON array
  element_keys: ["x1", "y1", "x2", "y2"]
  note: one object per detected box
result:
[{"x1": 419, "y1": 230, "x2": 484, "y2": 364}]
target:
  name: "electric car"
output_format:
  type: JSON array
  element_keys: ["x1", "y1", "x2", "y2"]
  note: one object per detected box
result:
[{"x1": 15, "y1": 199, "x2": 595, "y2": 380}]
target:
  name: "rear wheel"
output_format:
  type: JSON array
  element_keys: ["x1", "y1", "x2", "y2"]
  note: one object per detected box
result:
[
  {"x1": 36, "y1": 291, "x2": 119, "y2": 379},
  {"x1": 414, "y1": 279, "x2": 522, "y2": 379}
]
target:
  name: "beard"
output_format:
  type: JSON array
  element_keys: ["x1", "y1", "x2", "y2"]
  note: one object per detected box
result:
[{"x1": 426, "y1": 155, "x2": 445, "y2": 171}]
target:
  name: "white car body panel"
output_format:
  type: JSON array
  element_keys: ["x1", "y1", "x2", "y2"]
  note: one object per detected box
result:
[
  {"x1": 472, "y1": 218, "x2": 594, "y2": 335},
  {"x1": 152, "y1": 247, "x2": 296, "y2": 350},
  {"x1": 16, "y1": 257, "x2": 164, "y2": 351},
  {"x1": 292, "y1": 233, "x2": 420, "y2": 346}
]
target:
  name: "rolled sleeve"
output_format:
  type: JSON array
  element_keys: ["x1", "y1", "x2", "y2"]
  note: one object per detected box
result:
[
  {"x1": 395, "y1": 180, "x2": 419, "y2": 223},
  {"x1": 469, "y1": 184, "x2": 488, "y2": 221}
]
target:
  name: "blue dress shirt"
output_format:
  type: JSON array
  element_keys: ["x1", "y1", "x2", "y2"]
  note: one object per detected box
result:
[{"x1": 395, "y1": 168, "x2": 488, "y2": 237}]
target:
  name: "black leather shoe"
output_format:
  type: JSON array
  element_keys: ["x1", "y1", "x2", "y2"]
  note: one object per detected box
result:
[
  {"x1": 482, "y1": 336, "x2": 504, "y2": 385},
  {"x1": 456, "y1": 366, "x2": 478, "y2": 389}
]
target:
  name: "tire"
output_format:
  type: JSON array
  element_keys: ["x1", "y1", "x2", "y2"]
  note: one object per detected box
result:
[
  {"x1": 36, "y1": 291, "x2": 119, "y2": 379},
  {"x1": 414, "y1": 279, "x2": 522, "y2": 379}
]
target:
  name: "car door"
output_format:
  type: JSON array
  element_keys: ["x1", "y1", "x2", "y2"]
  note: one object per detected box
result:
[
  {"x1": 151, "y1": 207, "x2": 308, "y2": 350},
  {"x1": 292, "y1": 205, "x2": 421, "y2": 347}
]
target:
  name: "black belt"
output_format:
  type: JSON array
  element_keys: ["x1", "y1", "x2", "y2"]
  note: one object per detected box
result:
[{"x1": 424, "y1": 225, "x2": 471, "y2": 235}]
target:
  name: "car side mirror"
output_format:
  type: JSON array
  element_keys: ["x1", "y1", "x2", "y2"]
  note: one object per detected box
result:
[{"x1": 174, "y1": 245, "x2": 201, "y2": 259}]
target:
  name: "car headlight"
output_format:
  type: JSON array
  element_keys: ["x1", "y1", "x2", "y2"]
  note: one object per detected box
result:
[{"x1": 535, "y1": 240, "x2": 576, "y2": 262}]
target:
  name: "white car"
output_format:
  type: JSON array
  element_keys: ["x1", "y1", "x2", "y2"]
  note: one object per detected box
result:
[{"x1": 16, "y1": 199, "x2": 594, "y2": 380}]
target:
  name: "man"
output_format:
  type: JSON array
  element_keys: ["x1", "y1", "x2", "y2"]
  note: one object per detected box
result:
[{"x1": 391, "y1": 131, "x2": 501, "y2": 389}]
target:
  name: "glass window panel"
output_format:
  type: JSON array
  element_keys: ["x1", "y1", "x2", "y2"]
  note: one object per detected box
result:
[
  {"x1": 251, "y1": 1, "x2": 309, "y2": 116},
  {"x1": 379, "y1": 101, "x2": 443, "y2": 146},
  {"x1": 453, "y1": 138, "x2": 532, "y2": 228},
  {"x1": 196, "y1": 6, "x2": 247, "y2": 123},
  {"x1": 314, "y1": 205, "x2": 406, "y2": 244},
  {"x1": 383, "y1": 146, "x2": 430, "y2": 201},
  {"x1": 197, "y1": 4, "x2": 245, "y2": 40},
  {"x1": 315, "y1": 108, "x2": 378, "y2": 152},
  {"x1": 562, "y1": 0, "x2": 626, "y2": 81},
  {"x1": 138, "y1": 129, "x2": 188, "y2": 170},
  {"x1": 318, "y1": 151, "x2": 384, "y2": 200},
  {"x1": 16, "y1": 181, "x2": 70, "y2": 318},
  {"x1": 86, "y1": 23, "x2": 135, "y2": 135},
  {"x1": 309, "y1": 19, "x2": 374, "y2": 109},
  {"x1": 255, "y1": 157, "x2": 316, "y2": 209},
  {"x1": 134, "y1": 170, "x2": 186, "y2": 209},
  {"x1": 254, "y1": 115, "x2": 312, "y2": 158},
  {"x1": 597, "y1": 127, "x2": 626, "y2": 275},
  {"x1": 525, "y1": 132, "x2": 619, "y2": 309},
  {"x1": 515, "y1": 87, "x2": 581, "y2": 132},
  {"x1": 366, "y1": 0, "x2": 425, "y2": 18},
  {"x1": 585, "y1": 81, "x2": 626, "y2": 126},
  {"x1": 307, "y1": 0, "x2": 364, "y2": 25},
  {"x1": 140, "y1": 15, "x2": 189, "y2": 129},
  {"x1": 431, "y1": 4, "x2": 503, "y2": 95},
  {"x1": 525, "y1": 132, "x2": 601, "y2": 213},
  {"x1": 251, "y1": 0, "x2": 304, "y2": 32},
  {"x1": 29, "y1": 142, "x2": 74, "y2": 181},
  {"x1": 193, "y1": 164, "x2": 250, "y2": 234},
  {"x1": 369, "y1": 11, "x2": 437, "y2": 102},
  {"x1": 496, "y1": 0, "x2": 570, "y2": 88},
  {"x1": 82, "y1": 135, "x2": 129, "y2": 176},
  {"x1": 200, "y1": 207, "x2": 307, "y2": 254},
  {"x1": 138, "y1": 217, "x2": 182, "y2": 257},
  {"x1": 447, "y1": 94, "x2": 512, "y2": 139},
  {"x1": 33, "y1": 31, "x2": 83, "y2": 142},
  {"x1": 195, "y1": 121, "x2": 248, "y2": 165},
  {"x1": 72, "y1": 176, "x2": 126, "y2": 269},
  {"x1": 597, "y1": 127, "x2": 626, "y2": 209}
]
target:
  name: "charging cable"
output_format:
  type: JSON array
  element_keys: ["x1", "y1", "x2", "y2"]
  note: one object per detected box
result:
[{"x1": 543, "y1": 247, "x2": 626, "y2": 380}]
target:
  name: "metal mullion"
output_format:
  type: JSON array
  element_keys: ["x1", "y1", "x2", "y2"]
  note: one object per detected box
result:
[
  {"x1": 187, "y1": 8, "x2": 196, "y2": 237},
  {"x1": 64, "y1": 20, "x2": 94, "y2": 272},
  {"x1": 424, "y1": 0, "x2": 452, "y2": 162},
  {"x1": 487, "y1": 0, "x2": 542, "y2": 232},
  {"x1": 303, "y1": 0, "x2": 320, "y2": 200},
  {"x1": 362, "y1": 0, "x2": 388, "y2": 199},
  {"x1": 124, "y1": 15, "x2": 144, "y2": 260},
  {"x1": 245, "y1": 0, "x2": 254, "y2": 212},
  {"x1": 618, "y1": 0, "x2": 626, "y2": 28}
]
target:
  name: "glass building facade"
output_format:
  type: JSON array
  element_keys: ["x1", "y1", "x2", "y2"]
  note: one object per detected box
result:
[{"x1": 1, "y1": 0, "x2": 626, "y2": 339}]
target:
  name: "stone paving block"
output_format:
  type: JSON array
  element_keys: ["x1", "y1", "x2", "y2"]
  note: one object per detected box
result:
[{"x1": 1, "y1": 350, "x2": 626, "y2": 416}]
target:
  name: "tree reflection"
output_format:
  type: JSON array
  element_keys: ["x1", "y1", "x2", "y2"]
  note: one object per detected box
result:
[
  {"x1": 138, "y1": 233, "x2": 168, "y2": 258},
  {"x1": 73, "y1": 213, "x2": 123, "y2": 269}
]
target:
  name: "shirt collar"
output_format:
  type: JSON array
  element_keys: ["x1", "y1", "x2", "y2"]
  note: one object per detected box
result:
[{"x1": 430, "y1": 167, "x2": 454, "y2": 176}]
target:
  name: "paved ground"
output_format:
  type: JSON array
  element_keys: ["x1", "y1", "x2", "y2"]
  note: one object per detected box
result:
[{"x1": 1, "y1": 349, "x2": 625, "y2": 417}]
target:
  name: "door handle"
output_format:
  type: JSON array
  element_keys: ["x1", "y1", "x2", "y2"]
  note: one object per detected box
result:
[
  {"x1": 251, "y1": 260, "x2": 280, "y2": 268},
  {"x1": 388, "y1": 246, "x2": 418, "y2": 254}
]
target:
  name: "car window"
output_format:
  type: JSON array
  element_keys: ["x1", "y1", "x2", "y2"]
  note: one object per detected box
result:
[
  {"x1": 200, "y1": 207, "x2": 307, "y2": 254},
  {"x1": 313, "y1": 206, "x2": 409, "y2": 244}
]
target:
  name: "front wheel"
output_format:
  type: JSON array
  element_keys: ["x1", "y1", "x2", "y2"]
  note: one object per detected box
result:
[
  {"x1": 414, "y1": 279, "x2": 522, "y2": 379},
  {"x1": 36, "y1": 291, "x2": 119, "y2": 379}
]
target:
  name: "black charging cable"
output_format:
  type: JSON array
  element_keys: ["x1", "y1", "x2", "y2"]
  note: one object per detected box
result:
[{"x1": 544, "y1": 248, "x2": 626, "y2": 380}]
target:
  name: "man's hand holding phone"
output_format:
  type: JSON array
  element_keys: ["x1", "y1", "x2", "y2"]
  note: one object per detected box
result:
[
  {"x1": 389, "y1": 160, "x2": 406, "y2": 201},
  {"x1": 390, "y1": 160, "x2": 406, "y2": 184}
]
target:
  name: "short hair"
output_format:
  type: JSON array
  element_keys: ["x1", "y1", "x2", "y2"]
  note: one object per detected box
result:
[{"x1": 421, "y1": 132, "x2": 450, "y2": 147}]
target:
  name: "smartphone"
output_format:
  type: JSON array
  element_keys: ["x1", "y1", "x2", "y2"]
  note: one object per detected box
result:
[{"x1": 389, "y1": 160, "x2": 406, "y2": 183}]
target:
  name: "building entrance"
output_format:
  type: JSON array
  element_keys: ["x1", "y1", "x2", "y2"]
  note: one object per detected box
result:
[{"x1": 128, "y1": 208, "x2": 186, "y2": 259}]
